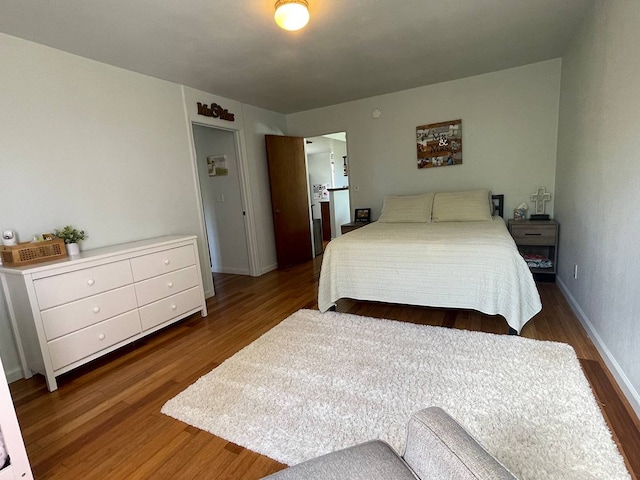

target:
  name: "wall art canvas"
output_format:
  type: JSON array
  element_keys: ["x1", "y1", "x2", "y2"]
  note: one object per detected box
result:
[
  {"x1": 416, "y1": 119, "x2": 462, "y2": 169},
  {"x1": 207, "y1": 155, "x2": 229, "y2": 176}
]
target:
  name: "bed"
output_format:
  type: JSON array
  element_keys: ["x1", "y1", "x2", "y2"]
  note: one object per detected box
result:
[{"x1": 318, "y1": 190, "x2": 542, "y2": 333}]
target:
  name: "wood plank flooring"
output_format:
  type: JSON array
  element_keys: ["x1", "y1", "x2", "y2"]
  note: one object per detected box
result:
[{"x1": 8, "y1": 257, "x2": 640, "y2": 479}]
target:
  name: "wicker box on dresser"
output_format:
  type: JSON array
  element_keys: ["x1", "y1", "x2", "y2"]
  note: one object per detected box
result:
[{"x1": 0, "y1": 235, "x2": 208, "y2": 392}]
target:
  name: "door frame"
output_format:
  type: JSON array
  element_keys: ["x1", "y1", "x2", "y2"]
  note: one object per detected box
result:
[
  {"x1": 187, "y1": 121, "x2": 260, "y2": 283},
  {"x1": 304, "y1": 130, "x2": 350, "y2": 240}
]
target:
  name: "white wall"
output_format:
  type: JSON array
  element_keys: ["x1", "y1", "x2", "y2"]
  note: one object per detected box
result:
[
  {"x1": 0, "y1": 34, "x2": 287, "y2": 380},
  {"x1": 0, "y1": 33, "x2": 202, "y2": 380},
  {"x1": 330, "y1": 189, "x2": 351, "y2": 238},
  {"x1": 181, "y1": 88, "x2": 287, "y2": 278},
  {"x1": 192, "y1": 125, "x2": 250, "y2": 275},
  {"x1": 0, "y1": 296, "x2": 20, "y2": 383},
  {"x1": 332, "y1": 141, "x2": 349, "y2": 190},
  {"x1": 286, "y1": 60, "x2": 562, "y2": 220},
  {"x1": 239, "y1": 104, "x2": 288, "y2": 275},
  {"x1": 308, "y1": 152, "x2": 332, "y2": 220},
  {"x1": 307, "y1": 138, "x2": 348, "y2": 221},
  {"x1": 554, "y1": 0, "x2": 640, "y2": 415}
]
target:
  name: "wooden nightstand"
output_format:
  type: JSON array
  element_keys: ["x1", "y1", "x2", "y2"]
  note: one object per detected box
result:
[
  {"x1": 341, "y1": 222, "x2": 370, "y2": 234},
  {"x1": 508, "y1": 219, "x2": 559, "y2": 282}
]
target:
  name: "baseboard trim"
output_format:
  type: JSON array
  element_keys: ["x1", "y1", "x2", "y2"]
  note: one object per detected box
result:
[
  {"x1": 259, "y1": 263, "x2": 278, "y2": 276},
  {"x1": 5, "y1": 366, "x2": 24, "y2": 384},
  {"x1": 557, "y1": 276, "x2": 640, "y2": 419},
  {"x1": 212, "y1": 267, "x2": 251, "y2": 275}
]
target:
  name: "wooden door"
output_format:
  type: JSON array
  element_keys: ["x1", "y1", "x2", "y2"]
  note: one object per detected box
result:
[{"x1": 265, "y1": 135, "x2": 313, "y2": 268}]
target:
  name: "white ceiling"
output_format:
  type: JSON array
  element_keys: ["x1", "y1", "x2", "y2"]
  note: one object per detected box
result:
[{"x1": 0, "y1": 0, "x2": 593, "y2": 114}]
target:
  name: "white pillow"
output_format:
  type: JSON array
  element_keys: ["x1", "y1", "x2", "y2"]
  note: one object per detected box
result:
[
  {"x1": 378, "y1": 193, "x2": 434, "y2": 223},
  {"x1": 432, "y1": 189, "x2": 492, "y2": 222}
]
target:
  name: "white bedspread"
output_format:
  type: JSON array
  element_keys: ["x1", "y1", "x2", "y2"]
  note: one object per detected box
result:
[{"x1": 318, "y1": 218, "x2": 542, "y2": 333}]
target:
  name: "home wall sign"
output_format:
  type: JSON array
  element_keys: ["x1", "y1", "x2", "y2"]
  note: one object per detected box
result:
[
  {"x1": 416, "y1": 119, "x2": 462, "y2": 169},
  {"x1": 197, "y1": 102, "x2": 235, "y2": 122}
]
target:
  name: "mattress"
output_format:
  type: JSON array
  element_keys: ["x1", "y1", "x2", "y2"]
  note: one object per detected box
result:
[{"x1": 318, "y1": 217, "x2": 542, "y2": 333}]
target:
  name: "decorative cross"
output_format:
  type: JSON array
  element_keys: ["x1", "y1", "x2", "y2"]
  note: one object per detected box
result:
[{"x1": 530, "y1": 186, "x2": 551, "y2": 214}]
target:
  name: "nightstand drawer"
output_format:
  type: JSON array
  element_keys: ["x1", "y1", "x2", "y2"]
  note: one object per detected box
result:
[
  {"x1": 341, "y1": 222, "x2": 371, "y2": 234},
  {"x1": 510, "y1": 225, "x2": 556, "y2": 245}
]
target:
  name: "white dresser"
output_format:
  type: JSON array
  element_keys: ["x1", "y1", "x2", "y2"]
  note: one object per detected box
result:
[{"x1": 0, "y1": 235, "x2": 207, "y2": 391}]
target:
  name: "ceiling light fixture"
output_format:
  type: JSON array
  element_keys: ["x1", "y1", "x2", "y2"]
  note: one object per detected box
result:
[{"x1": 274, "y1": 0, "x2": 310, "y2": 31}]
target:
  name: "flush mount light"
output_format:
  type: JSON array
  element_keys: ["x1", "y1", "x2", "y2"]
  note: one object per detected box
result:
[{"x1": 274, "y1": 0, "x2": 310, "y2": 31}]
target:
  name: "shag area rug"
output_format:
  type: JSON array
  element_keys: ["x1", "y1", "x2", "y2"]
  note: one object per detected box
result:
[{"x1": 162, "y1": 309, "x2": 630, "y2": 480}]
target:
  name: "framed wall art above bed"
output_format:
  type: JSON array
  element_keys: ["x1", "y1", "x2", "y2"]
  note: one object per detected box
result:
[{"x1": 416, "y1": 119, "x2": 462, "y2": 169}]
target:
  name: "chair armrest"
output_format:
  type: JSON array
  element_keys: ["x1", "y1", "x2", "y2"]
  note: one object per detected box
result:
[
  {"x1": 403, "y1": 407, "x2": 517, "y2": 480},
  {"x1": 262, "y1": 440, "x2": 418, "y2": 480}
]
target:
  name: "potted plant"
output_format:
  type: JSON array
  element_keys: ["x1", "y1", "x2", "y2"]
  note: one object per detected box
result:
[{"x1": 54, "y1": 225, "x2": 88, "y2": 256}]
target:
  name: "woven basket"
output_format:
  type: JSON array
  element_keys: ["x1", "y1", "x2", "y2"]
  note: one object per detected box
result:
[{"x1": 0, "y1": 239, "x2": 67, "y2": 267}]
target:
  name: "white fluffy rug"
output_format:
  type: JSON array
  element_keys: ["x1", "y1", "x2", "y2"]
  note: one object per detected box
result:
[{"x1": 162, "y1": 309, "x2": 630, "y2": 480}]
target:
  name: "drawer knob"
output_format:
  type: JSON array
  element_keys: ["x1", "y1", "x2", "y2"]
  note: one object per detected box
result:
[
  {"x1": 87, "y1": 279, "x2": 95, "y2": 286},
  {"x1": 92, "y1": 306, "x2": 101, "y2": 313},
  {"x1": 170, "y1": 304, "x2": 177, "y2": 310},
  {"x1": 167, "y1": 281, "x2": 174, "y2": 288},
  {"x1": 98, "y1": 333, "x2": 106, "y2": 340},
  {"x1": 164, "y1": 259, "x2": 171, "y2": 265}
]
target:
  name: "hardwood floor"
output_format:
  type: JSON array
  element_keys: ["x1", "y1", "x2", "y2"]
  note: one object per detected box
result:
[{"x1": 8, "y1": 257, "x2": 640, "y2": 479}]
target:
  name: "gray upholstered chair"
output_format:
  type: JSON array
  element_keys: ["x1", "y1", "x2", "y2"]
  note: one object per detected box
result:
[{"x1": 262, "y1": 407, "x2": 516, "y2": 480}]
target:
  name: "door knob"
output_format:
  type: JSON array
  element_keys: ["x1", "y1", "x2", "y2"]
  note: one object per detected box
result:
[{"x1": 275, "y1": 209, "x2": 281, "y2": 214}]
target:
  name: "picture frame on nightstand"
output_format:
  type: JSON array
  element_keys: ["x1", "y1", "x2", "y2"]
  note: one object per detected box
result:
[{"x1": 354, "y1": 208, "x2": 371, "y2": 223}]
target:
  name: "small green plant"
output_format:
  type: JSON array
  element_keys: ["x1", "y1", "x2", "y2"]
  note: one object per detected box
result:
[{"x1": 53, "y1": 225, "x2": 88, "y2": 244}]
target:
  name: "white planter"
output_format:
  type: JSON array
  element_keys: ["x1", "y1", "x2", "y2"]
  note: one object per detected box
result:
[{"x1": 65, "y1": 243, "x2": 80, "y2": 256}]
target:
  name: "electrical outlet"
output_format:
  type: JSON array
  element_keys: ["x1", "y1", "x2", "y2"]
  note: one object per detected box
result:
[{"x1": 573, "y1": 264, "x2": 578, "y2": 279}]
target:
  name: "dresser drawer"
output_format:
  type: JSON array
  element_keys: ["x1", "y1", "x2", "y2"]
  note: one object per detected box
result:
[
  {"x1": 48, "y1": 309, "x2": 142, "y2": 371},
  {"x1": 130, "y1": 245, "x2": 196, "y2": 282},
  {"x1": 510, "y1": 225, "x2": 557, "y2": 245},
  {"x1": 41, "y1": 285, "x2": 138, "y2": 341},
  {"x1": 34, "y1": 260, "x2": 133, "y2": 310},
  {"x1": 134, "y1": 265, "x2": 199, "y2": 307},
  {"x1": 138, "y1": 286, "x2": 202, "y2": 331}
]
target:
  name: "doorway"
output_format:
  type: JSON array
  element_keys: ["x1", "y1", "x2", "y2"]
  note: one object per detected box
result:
[
  {"x1": 192, "y1": 124, "x2": 250, "y2": 275},
  {"x1": 306, "y1": 132, "x2": 350, "y2": 243}
]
